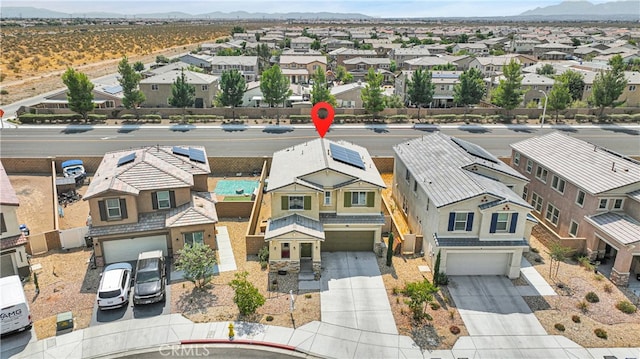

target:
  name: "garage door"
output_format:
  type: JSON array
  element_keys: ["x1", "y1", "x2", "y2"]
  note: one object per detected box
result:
[
  {"x1": 1, "y1": 254, "x2": 16, "y2": 277},
  {"x1": 102, "y1": 235, "x2": 168, "y2": 264},
  {"x1": 322, "y1": 231, "x2": 374, "y2": 252},
  {"x1": 446, "y1": 252, "x2": 511, "y2": 276}
]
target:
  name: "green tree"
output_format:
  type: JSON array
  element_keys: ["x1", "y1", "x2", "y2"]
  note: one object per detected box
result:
[
  {"x1": 590, "y1": 54, "x2": 628, "y2": 118},
  {"x1": 169, "y1": 69, "x2": 196, "y2": 120},
  {"x1": 571, "y1": 38, "x2": 581, "y2": 46},
  {"x1": 453, "y1": 68, "x2": 485, "y2": 116},
  {"x1": 389, "y1": 60, "x2": 397, "y2": 73},
  {"x1": 176, "y1": 242, "x2": 217, "y2": 288},
  {"x1": 216, "y1": 69, "x2": 247, "y2": 120},
  {"x1": 256, "y1": 43, "x2": 271, "y2": 73},
  {"x1": 229, "y1": 271, "x2": 266, "y2": 316},
  {"x1": 310, "y1": 67, "x2": 336, "y2": 106},
  {"x1": 406, "y1": 68, "x2": 435, "y2": 122},
  {"x1": 156, "y1": 55, "x2": 170, "y2": 64},
  {"x1": 546, "y1": 241, "x2": 572, "y2": 278},
  {"x1": 335, "y1": 65, "x2": 353, "y2": 84},
  {"x1": 432, "y1": 63, "x2": 457, "y2": 71},
  {"x1": 404, "y1": 279, "x2": 439, "y2": 320},
  {"x1": 456, "y1": 33, "x2": 469, "y2": 43},
  {"x1": 536, "y1": 64, "x2": 556, "y2": 76},
  {"x1": 310, "y1": 39, "x2": 321, "y2": 51},
  {"x1": 491, "y1": 59, "x2": 524, "y2": 117},
  {"x1": 117, "y1": 56, "x2": 145, "y2": 118},
  {"x1": 61, "y1": 67, "x2": 94, "y2": 122},
  {"x1": 547, "y1": 82, "x2": 572, "y2": 122},
  {"x1": 556, "y1": 70, "x2": 585, "y2": 103},
  {"x1": 384, "y1": 94, "x2": 404, "y2": 108},
  {"x1": 260, "y1": 65, "x2": 292, "y2": 125},
  {"x1": 133, "y1": 61, "x2": 145, "y2": 72},
  {"x1": 231, "y1": 26, "x2": 245, "y2": 34},
  {"x1": 386, "y1": 233, "x2": 394, "y2": 266},
  {"x1": 361, "y1": 67, "x2": 385, "y2": 118}
]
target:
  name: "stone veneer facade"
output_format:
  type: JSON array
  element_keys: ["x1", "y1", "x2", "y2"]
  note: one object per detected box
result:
[
  {"x1": 269, "y1": 260, "x2": 301, "y2": 273},
  {"x1": 610, "y1": 268, "x2": 630, "y2": 286}
]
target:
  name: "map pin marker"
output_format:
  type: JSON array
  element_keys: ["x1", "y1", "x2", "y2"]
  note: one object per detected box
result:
[{"x1": 311, "y1": 102, "x2": 335, "y2": 138}]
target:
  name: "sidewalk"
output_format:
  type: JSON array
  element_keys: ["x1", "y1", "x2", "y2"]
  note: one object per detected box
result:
[{"x1": 11, "y1": 314, "x2": 640, "y2": 359}]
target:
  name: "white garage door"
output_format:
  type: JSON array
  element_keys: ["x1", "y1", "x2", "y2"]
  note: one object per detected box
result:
[
  {"x1": 446, "y1": 252, "x2": 511, "y2": 276},
  {"x1": 102, "y1": 235, "x2": 168, "y2": 264}
]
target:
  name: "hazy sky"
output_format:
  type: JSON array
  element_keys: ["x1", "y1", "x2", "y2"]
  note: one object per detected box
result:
[{"x1": 2, "y1": 0, "x2": 617, "y2": 17}]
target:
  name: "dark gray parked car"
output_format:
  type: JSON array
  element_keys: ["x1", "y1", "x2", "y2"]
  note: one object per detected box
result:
[{"x1": 133, "y1": 250, "x2": 166, "y2": 306}]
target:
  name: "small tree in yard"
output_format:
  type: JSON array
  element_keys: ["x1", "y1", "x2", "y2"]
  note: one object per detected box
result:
[
  {"x1": 229, "y1": 271, "x2": 265, "y2": 316},
  {"x1": 404, "y1": 279, "x2": 439, "y2": 320},
  {"x1": 311, "y1": 67, "x2": 336, "y2": 106},
  {"x1": 118, "y1": 56, "x2": 145, "y2": 118},
  {"x1": 406, "y1": 68, "x2": 435, "y2": 122},
  {"x1": 433, "y1": 250, "x2": 442, "y2": 285},
  {"x1": 386, "y1": 233, "x2": 394, "y2": 266},
  {"x1": 453, "y1": 68, "x2": 485, "y2": 117},
  {"x1": 62, "y1": 67, "x2": 94, "y2": 122},
  {"x1": 175, "y1": 242, "x2": 217, "y2": 289},
  {"x1": 491, "y1": 59, "x2": 524, "y2": 119},
  {"x1": 547, "y1": 82, "x2": 572, "y2": 122},
  {"x1": 590, "y1": 54, "x2": 628, "y2": 119},
  {"x1": 546, "y1": 240, "x2": 572, "y2": 278},
  {"x1": 216, "y1": 69, "x2": 247, "y2": 120},
  {"x1": 361, "y1": 67, "x2": 385, "y2": 119},
  {"x1": 260, "y1": 65, "x2": 292, "y2": 125},
  {"x1": 133, "y1": 61, "x2": 145, "y2": 72},
  {"x1": 169, "y1": 69, "x2": 195, "y2": 121}
]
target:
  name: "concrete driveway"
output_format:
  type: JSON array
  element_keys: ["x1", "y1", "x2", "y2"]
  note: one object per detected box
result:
[
  {"x1": 448, "y1": 276, "x2": 546, "y2": 336},
  {"x1": 320, "y1": 252, "x2": 397, "y2": 334}
]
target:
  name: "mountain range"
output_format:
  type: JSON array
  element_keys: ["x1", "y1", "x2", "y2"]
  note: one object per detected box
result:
[{"x1": 520, "y1": 0, "x2": 639, "y2": 16}]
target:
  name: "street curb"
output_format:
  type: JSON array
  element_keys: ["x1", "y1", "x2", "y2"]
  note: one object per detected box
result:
[{"x1": 180, "y1": 339, "x2": 298, "y2": 352}]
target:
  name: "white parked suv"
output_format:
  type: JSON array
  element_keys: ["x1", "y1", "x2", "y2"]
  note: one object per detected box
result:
[{"x1": 96, "y1": 263, "x2": 132, "y2": 310}]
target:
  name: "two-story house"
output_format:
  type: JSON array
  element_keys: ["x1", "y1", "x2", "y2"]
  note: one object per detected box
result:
[
  {"x1": 209, "y1": 56, "x2": 259, "y2": 83},
  {"x1": 342, "y1": 57, "x2": 391, "y2": 82},
  {"x1": 395, "y1": 71, "x2": 462, "y2": 108},
  {"x1": 582, "y1": 71, "x2": 640, "y2": 108},
  {"x1": 393, "y1": 133, "x2": 534, "y2": 278},
  {"x1": 264, "y1": 139, "x2": 386, "y2": 275},
  {"x1": 140, "y1": 70, "x2": 219, "y2": 108},
  {"x1": 278, "y1": 55, "x2": 327, "y2": 84},
  {"x1": 389, "y1": 46, "x2": 432, "y2": 68},
  {"x1": 511, "y1": 132, "x2": 640, "y2": 286},
  {"x1": 85, "y1": 146, "x2": 218, "y2": 266},
  {"x1": 0, "y1": 162, "x2": 30, "y2": 279}
]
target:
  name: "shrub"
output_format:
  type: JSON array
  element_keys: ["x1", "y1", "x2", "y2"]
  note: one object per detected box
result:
[
  {"x1": 449, "y1": 325, "x2": 461, "y2": 335},
  {"x1": 388, "y1": 114, "x2": 409, "y2": 123},
  {"x1": 120, "y1": 114, "x2": 137, "y2": 120},
  {"x1": 432, "y1": 114, "x2": 457, "y2": 122},
  {"x1": 616, "y1": 300, "x2": 637, "y2": 314},
  {"x1": 575, "y1": 114, "x2": 595, "y2": 123},
  {"x1": 585, "y1": 292, "x2": 599, "y2": 303},
  {"x1": 554, "y1": 323, "x2": 565, "y2": 331},
  {"x1": 259, "y1": 261, "x2": 267, "y2": 270},
  {"x1": 594, "y1": 274, "x2": 604, "y2": 281},
  {"x1": 603, "y1": 284, "x2": 613, "y2": 293},
  {"x1": 594, "y1": 328, "x2": 608, "y2": 339},
  {"x1": 430, "y1": 302, "x2": 441, "y2": 310},
  {"x1": 449, "y1": 310, "x2": 455, "y2": 319},
  {"x1": 571, "y1": 315, "x2": 580, "y2": 323},
  {"x1": 258, "y1": 246, "x2": 269, "y2": 262},
  {"x1": 289, "y1": 115, "x2": 311, "y2": 123},
  {"x1": 305, "y1": 293, "x2": 312, "y2": 299},
  {"x1": 424, "y1": 313, "x2": 433, "y2": 321},
  {"x1": 392, "y1": 286, "x2": 400, "y2": 295},
  {"x1": 530, "y1": 247, "x2": 540, "y2": 253},
  {"x1": 265, "y1": 315, "x2": 274, "y2": 322},
  {"x1": 577, "y1": 256, "x2": 595, "y2": 271},
  {"x1": 576, "y1": 300, "x2": 589, "y2": 313},
  {"x1": 0, "y1": 89, "x2": 9, "y2": 95},
  {"x1": 142, "y1": 114, "x2": 162, "y2": 120}
]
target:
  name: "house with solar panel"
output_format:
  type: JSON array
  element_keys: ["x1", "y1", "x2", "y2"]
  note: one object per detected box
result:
[
  {"x1": 393, "y1": 133, "x2": 535, "y2": 278},
  {"x1": 84, "y1": 146, "x2": 218, "y2": 267},
  {"x1": 34, "y1": 84, "x2": 123, "y2": 109},
  {"x1": 264, "y1": 139, "x2": 386, "y2": 274}
]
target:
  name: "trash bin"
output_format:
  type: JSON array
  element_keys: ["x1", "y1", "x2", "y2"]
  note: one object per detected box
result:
[
  {"x1": 19, "y1": 224, "x2": 29, "y2": 236},
  {"x1": 84, "y1": 236, "x2": 93, "y2": 248},
  {"x1": 56, "y1": 311, "x2": 73, "y2": 334}
]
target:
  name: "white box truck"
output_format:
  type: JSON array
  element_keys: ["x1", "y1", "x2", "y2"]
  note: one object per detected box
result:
[{"x1": 1, "y1": 275, "x2": 32, "y2": 335}]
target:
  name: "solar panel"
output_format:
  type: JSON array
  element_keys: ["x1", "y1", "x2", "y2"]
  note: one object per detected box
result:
[
  {"x1": 102, "y1": 85, "x2": 123, "y2": 95},
  {"x1": 188, "y1": 147, "x2": 206, "y2": 163},
  {"x1": 172, "y1": 146, "x2": 189, "y2": 157},
  {"x1": 451, "y1": 137, "x2": 498, "y2": 163},
  {"x1": 329, "y1": 143, "x2": 365, "y2": 169},
  {"x1": 117, "y1": 152, "x2": 136, "y2": 167}
]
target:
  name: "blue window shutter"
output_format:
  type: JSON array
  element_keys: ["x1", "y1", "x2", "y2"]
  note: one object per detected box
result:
[
  {"x1": 509, "y1": 213, "x2": 519, "y2": 233},
  {"x1": 448, "y1": 212, "x2": 455, "y2": 231},
  {"x1": 489, "y1": 213, "x2": 498, "y2": 233},
  {"x1": 466, "y1": 212, "x2": 474, "y2": 231}
]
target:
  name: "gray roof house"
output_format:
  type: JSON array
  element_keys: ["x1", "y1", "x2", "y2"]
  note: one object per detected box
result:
[{"x1": 140, "y1": 70, "x2": 219, "y2": 108}]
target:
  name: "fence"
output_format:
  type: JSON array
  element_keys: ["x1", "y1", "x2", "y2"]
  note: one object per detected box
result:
[{"x1": 59, "y1": 226, "x2": 89, "y2": 249}]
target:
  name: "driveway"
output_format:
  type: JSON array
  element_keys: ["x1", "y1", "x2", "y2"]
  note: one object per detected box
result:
[
  {"x1": 320, "y1": 252, "x2": 397, "y2": 334},
  {"x1": 448, "y1": 276, "x2": 546, "y2": 336},
  {"x1": 0, "y1": 328, "x2": 36, "y2": 359}
]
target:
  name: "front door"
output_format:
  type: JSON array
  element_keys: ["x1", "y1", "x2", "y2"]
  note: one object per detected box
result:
[
  {"x1": 194, "y1": 98, "x2": 204, "y2": 108},
  {"x1": 301, "y1": 243, "x2": 312, "y2": 258}
]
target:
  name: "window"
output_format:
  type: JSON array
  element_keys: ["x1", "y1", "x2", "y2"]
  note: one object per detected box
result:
[
  {"x1": 598, "y1": 198, "x2": 608, "y2": 210},
  {"x1": 495, "y1": 213, "x2": 510, "y2": 232},
  {"x1": 351, "y1": 191, "x2": 367, "y2": 206},
  {"x1": 405, "y1": 168, "x2": 410, "y2": 182},
  {"x1": 613, "y1": 199, "x2": 624, "y2": 210},
  {"x1": 151, "y1": 84, "x2": 159, "y2": 91},
  {"x1": 545, "y1": 203, "x2": 560, "y2": 226},
  {"x1": 525, "y1": 159, "x2": 533, "y2": 173},
  {"x1": 490, "y1": 212, "x2": 518, "y2": 233},
  {"x1": 569, "y1": 220, "x2": 579, "y2": 237},
  {"x1": 324, "y1": 191, "x2": 331, "y2": 206},
  {"x1": 106, "y1": 198, "x2": 122, "y2": 219},
  {"x1": 281, "y1": 243, "x2": 290, "y2": 259},
  {"x1": 630, "y1": 85, "x2": 637, "y2": 91},
  {"x1": 513, "y1": 152, "x2": 520, "y2": 166},
  {"x1": 156, "y1": 191, "x2": 170, "y2": 209},
  {"x1": 184, "y1": 231, "x2": 204, "y2": 246},
  {"x1": 522, "y1": 186, "x2": 528, "y2": 201},
  {"x1": 448, "y1": 212, "x2": 473, "y2": 232},
  {"x1": 535, "y1": 165, "x2": 548, "y2": 183},
  {"x1": 413, "y1": 179, "x2": 418, "y2": 192},
  {"x1": 289, "y1": 196, "x2": 304, "y2": 210},
  {"x1": 454, "y1": 213, "x2": 469, "y2": 231},
  {"x1": 576, "y1": 190, "x2": 586, "y2": 207},
  {"x1": 202, "y1": 85, "x2": 208, "y2": 91},
  {"x1": 531, "y1": 192, "x2": 543, "y2": 213},
  {"x1": 551, "y1": 175, "x2": 566, "y2": 194},
  {"x1": 0, "y1": 213, "x2": 6, "y2": 233}
]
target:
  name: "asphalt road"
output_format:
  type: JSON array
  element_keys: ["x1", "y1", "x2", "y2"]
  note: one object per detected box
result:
[{"x1": 1, "y1": 125, "x2": 638, "y2": 158}]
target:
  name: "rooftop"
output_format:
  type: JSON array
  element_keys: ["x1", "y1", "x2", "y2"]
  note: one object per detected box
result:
[
  {"x1": 0, "y1": 161, "x2": 19, "y2": 206},
  {"x1": 585, "y1": 212, "x2": 640, "y2": 245}
]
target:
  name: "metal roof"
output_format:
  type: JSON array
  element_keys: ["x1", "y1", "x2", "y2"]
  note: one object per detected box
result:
[
  {"x1": 265, "y1": 214, "x2": 325, "y2": 241},
  {"x1": 511, "y1": 132, "x2": 640, "y2": 194},
  {"x1": 434, "y1": 234, "x2": 529, "y2": 247},
  {"x1": 585, "y1": 212, "x2": 640, "y2": 245}
]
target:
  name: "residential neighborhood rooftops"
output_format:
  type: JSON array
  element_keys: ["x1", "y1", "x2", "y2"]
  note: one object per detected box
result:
[
  {"x1": 585, "y1": 212, "x2": 640, "y2": 245},
  {"x1": 0, "y1": 162, "x2": 19, "y2": 206},
  {"x1": 511, "y1": 132, "x2": 640, "y2": 194},
  {"x1": 279, "y1": 55, "x2": 327, "y2": 65},
  {"x1": 208, "y1": 56, "x2": 258, "y2": 66},
  {"x1": 140, "y1": 70, "x2": 218, "y2": 85}
]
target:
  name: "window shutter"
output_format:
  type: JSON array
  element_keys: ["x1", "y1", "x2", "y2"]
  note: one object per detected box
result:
[
  {"x1": 303, "y1": 196, "x2": 311, "y2": 210},
  {"x1": 98, "y1": 200, "x2": 107, "y2": 221},
  {"x1": 0, "y1": 213, "x2": 6, "y2": 233},
  {"x1": 281, "y1": 196, "x2": 289, "y2": 210},
  {"x1": 344, "y1": 192, "x2": 352, "y2": 207},
  {"x1": 448, "y1": 212, "x2": 455, "y2": 231},
  {"x1": 509, "y1": 213, "x2": 519, "y2": 233},
  {"x1": 169, "y1": 191, "x2": 176, "y2": 208},
  {"x1": 366, "y1": 192, "x2": 375, "y2": 207},
  {"x1": 120, "y1": 199, "x2": 128, "y2": 219},
  {"x1": 489, "y1": 213, "x2": 498, "y2": 233},
  {"x1": 152, "y1": 192, "x2": 158, "y2": 209},
  {"x1": 466, "y1": 212, "x2": 474, "y2": 232}
]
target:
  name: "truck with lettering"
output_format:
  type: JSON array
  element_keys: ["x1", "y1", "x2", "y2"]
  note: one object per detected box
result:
[{"x1": 0, "y1": 275, "x2": 32, "y2": 336}]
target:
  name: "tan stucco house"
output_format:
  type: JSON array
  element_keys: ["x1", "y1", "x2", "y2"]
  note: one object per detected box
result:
[
  {"x1": 140, "y1": 70, "x2": 219, "y2": 108},
  {"x1": 265, "y1": 139, "x2": 386, "y2": 275},
  {"x1": 84, "y1": 146, "x2": 218, "y2": 266},
  {"x1": 393, "y1": 133, "x2": 535, "y2": 279},
  {"x1": 0, "y1": 162, "x2": 30, "y2": 279}
]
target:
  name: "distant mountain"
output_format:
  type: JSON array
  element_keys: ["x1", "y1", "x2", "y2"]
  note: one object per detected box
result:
[
  {"x1": 0, "y1": 7, "x2": 372, "y2": 20},
  {"x1": 519, "y1": 0, "x2": 640, "y2": 17}
]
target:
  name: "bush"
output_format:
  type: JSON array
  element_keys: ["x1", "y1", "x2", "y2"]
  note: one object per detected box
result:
[
  {"x1": 449, "y1": 325, "x2": 460, "y2": 335},
  {"x1": 259, "y1": 261, "x2": 267, "y2": 270},
  {"x1": 530, "y1": 247, "x2": 540, "y2": 253},
  {"x1": 572, "y1": 315, "x2": 581, "y2": 323},
  {"x1": 585, "y1": 292, "x2": 599, "y2": 303},
  {"x1": 0, "y1": 89, "x2": 9, "y2": 95},
  {"x1": 577, "y1": 256, "x2": 595, "y2": 271},
  {"x1": 575, "y1": 114, "x2": 595, "y2": 123},
  {"x1": 607, "y1": 114, "x2": 631, "y2": 122},
  {"x1": 554, "y1": 323, "x2": 565, "y2": 331},
  {"x1": 305, "y1": 293, "x2": 312, "y2": 299},
  {"x1": 462, "y1": 114, "x2": 483, "y2": 122},
  {"x1": 632, "y1": 113, "x2": 640, "y2": 121},
  {"x1": 120, "y1": 114, "x2": 137, "y2": 119},
  {"x1": 430, "y1": 302, "x2": 441, "y2": 310},
  {"x1": 576, "y1": 300, "x2": 589, "y2": 312},
  {"x1": 432, "y1": 114, "x2": 457, "y2": 122},
  {"x1": 142, "y1": 114, "x2": 162, "y2": 120},
  {"x1": 265, "y1": 315, "x2": 274, "y2": 322},
  {"x1": 594, "y1": 274, "x2": 604, "y2": 281},
  {"x1": 388, "y1": 114, "x2": 409, "y2": 122},
  {"x1": 289, "y1": 115, "x2": 311, "y2": 123},
  {"x1": 424, "y1": 313, "x2": 433, "y2": 321},
  {"x1": 392, "y1": 286, "x2": 400, "y2": 295},
  {"x1": 603, "y1": 283, "x2": 613, "y2": 293},
  {"x1": 594, "y1": 328, "x2": 608, "y2": 339},
  {"x1": 616, "y1": 300, "x2": 637, "y2": 314},
  {"x1": 258, "y1": 246, "x2": 269, "y2": 263},
  {"x1": 18, "y1": 113, "x2": 82, "y2": 123}
]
